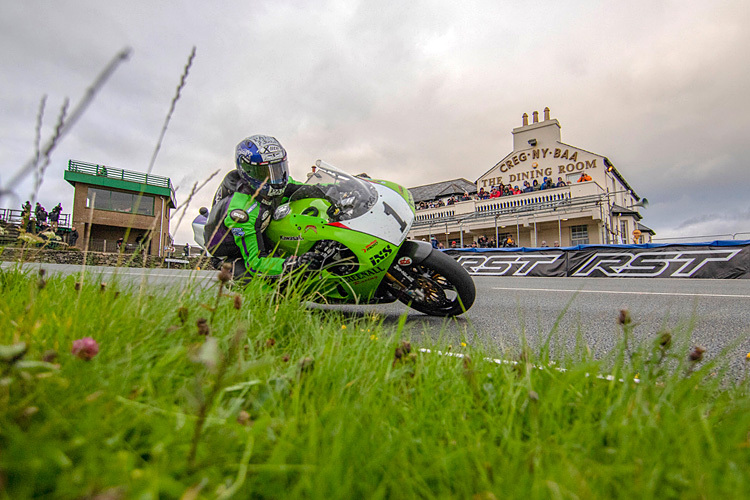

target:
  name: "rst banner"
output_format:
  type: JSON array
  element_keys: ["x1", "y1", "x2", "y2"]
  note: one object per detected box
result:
[{"x1": 444, "y1": 241, "x2": 750, "y2": 279}]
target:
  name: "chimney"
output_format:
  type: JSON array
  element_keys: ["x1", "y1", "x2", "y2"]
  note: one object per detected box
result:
[
  {"x1": 532, "y1": 111, "x2": 539, "y2": 123},
  {"x1": 543, "y1": 107, "x2": 550, "y2": 121},
  {"x1": 522, "y1": 113, "x2": 528, "y2": 126}
]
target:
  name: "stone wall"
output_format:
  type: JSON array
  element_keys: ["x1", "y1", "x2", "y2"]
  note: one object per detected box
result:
[{"x1": 0, "y1": 247, "x2": 204, "y2": 269}]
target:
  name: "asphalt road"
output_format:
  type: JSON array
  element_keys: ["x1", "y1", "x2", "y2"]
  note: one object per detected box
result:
[
  {"x1": 324, "y1": 275, "x2": 750, "y2": 375},
  {"x1": 4, "y1": 262, "x2": 749, "y2": 375}
]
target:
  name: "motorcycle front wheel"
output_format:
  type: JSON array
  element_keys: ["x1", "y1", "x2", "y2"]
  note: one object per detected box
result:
[{"x1": 387, "y1": 249, "x2": 476, "y2": 317}]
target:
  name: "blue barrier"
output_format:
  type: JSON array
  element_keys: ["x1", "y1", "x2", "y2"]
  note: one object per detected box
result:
[{"x1": 444, "y1": 241, "x2": 750, "y2": 279}]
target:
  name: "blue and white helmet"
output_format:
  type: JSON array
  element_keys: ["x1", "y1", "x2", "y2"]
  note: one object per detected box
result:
[{"x1": 235, "y1": 135, "x2": 289, "y2": 197}]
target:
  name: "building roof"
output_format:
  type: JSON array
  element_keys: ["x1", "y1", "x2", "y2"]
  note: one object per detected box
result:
[
  {"x1": 637, "y1": 222, "x2": 656, "y2": 235},
  {"x1": 611, "y1": 204, "x2": 643, "y2": 220},
  {"x1": 408, "y1": 178, "x2": 477, "y2": 203},
  {"x1": 64, "y1": 159, "x2": 176, "y2": 208}
]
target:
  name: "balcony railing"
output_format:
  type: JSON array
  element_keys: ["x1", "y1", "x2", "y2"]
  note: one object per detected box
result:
[
  {"x1": 67, "y1": 160, "x2": 175, "y2": 194},
  {"x1": 412, "y1": 182, "x2": 609, "y2": 227},
  {"x1": 0, "y1": 208, "x2": 71, "y2": 228}
]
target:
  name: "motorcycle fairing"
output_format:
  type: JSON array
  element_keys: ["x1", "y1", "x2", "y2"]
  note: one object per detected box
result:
[{"x1": 337, "y1": 182, "x2": 414, "y2": 246}]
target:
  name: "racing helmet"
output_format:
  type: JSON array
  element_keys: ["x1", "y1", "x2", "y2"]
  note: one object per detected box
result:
[{"x1": 235, "y1": 135, "x2": 289, "y2": 197}]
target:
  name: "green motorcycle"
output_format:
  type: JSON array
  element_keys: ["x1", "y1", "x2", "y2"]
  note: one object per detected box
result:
[{"x1": 204, "y1": 160, "x2": 476, "y2": 316}]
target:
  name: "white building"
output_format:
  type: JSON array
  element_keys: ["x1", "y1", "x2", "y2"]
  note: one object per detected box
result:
[{"x1": 408, "y1": 108, "x2": 652, "y2": 247}]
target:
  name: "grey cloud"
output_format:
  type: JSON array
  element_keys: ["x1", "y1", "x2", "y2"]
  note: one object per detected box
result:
[{"x1": 2, "y1": 1, "x2": 750, "y2": 246}]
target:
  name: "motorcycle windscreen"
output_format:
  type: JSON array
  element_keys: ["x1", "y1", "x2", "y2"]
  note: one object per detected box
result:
[{"x1": 340, "y1": 183, "x2": 414, "y2": 246}]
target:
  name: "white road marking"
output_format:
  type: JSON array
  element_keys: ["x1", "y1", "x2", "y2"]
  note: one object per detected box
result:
[{"x1": 491, "y1": 287, "x2": 750, "y2": 299}]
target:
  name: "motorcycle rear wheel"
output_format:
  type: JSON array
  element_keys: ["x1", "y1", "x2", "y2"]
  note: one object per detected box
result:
[{"x1": 389, "y1": 249, "x2": 475, "y2": 316}]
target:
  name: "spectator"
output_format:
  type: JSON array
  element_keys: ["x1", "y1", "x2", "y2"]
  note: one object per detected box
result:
[
  {"x1": 541, "y1": 240, "x2": 548, "y2": 247},
  {"x1": 49, "y1": 203, "x2": 62, "y2": 230},
  {"x1": 523, "y1": 181, "x2": 533, "y2": 193},
  {"x1": 183, "y1": 243, "x2": 190, "y2": 257},
  {"x1": 556, "y1": 177, "x2": 566, "y2": 188},
  {"x1": 116, "y1": 237, "x2": 124, "y2": 250},
  {"x1": 306, "y1": 164, "x2": 321, "y2": 181},
  {"x1": 542, "y1": 177, "x2": 553, "y2": 190},
  {"x1": 135, "y1": 234, "x2": 144, "y2": 252},
  {"x1": 21, "y1": 201, "x2": 32, "y2": 230},
  {"x1": 577, "y1": 172, "x2": 592, "y2": 182},
  {"x1": 68, "y1": 226, "x2": 79, "y2": 246},
  {"x1": 97, "y1": 165, "x2": 108, "y2": 176},
  {"x1": 553, "y1": 240, "x2": 560, "y2": 247},
  {"x1": 532, "y1": 179, "x2": 540, "y2": 191},
  {"x1": 430, "y1": 236, "x2": 439, "y2": 249},
  {"x1": 192, "y1": 207, "x2": 209, "y2": 248},
  {"x1": 540, "y1": 177, "x2": 549, "y2": 190},
  {"x1": 450, "y1": 240, "x2": 457, "y2": 248},
  {"x1": 35, "y1": 202, "x2": 46, "y2": 223}
]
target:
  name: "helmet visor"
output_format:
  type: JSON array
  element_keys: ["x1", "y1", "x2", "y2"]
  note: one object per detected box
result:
[{"x1": 239, "y1": 158, "x2": 288, "y2": 185}]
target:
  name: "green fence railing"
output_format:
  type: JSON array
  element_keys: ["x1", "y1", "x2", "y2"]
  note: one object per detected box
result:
[{"x1": 67, "y1": 160, "x2": 174, "y2": 194}]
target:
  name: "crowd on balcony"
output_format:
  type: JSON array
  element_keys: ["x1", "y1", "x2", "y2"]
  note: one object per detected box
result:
[{"x1": 416, "y1": 176, "x2": 579, "y2": 211}]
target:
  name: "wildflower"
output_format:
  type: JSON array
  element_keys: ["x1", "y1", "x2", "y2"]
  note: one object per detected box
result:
[
  {"x1": 196, "y1": 317, "x2": 210, "y2": 336},
  {"x1": 282, "y1": 354, "x2": 290, "y2": 362},
  {"x1": 618, "y1": 309, "x2": 632, "y2": 325},
  {"x1": 218, "y1": 263, "x2": 232, "y2": 283},
  {"x1": 658, "y1": 332, "x2": 672, "y2": 349},
  {"x1": 689, "y1": 346, "x2": 706, "y2": 363},
  {"x1": 237, "y1": 410, "x2": 252, "y2": 426},
  {"x1": 71, "y1": 337, "x2": 99, "y2": 361},
  {"x1": 746, "y1": 352, "x2": 750, "y2": 361},
  {"x1": 393, "y1": 340, "x2": 412, "y2": 367},
  {"x1": 265, "y1": 338, "x2": 276, "y2": 348},
  {"x1": 233, "y1": 294, "x2": 242, "y2": 310},
  {"x1": 370, "y1": 334, "x2": 378, "y2": 340},
  {"x1": 177, "y1": 306, "x2": 189, "y2": 325},
  {"x1": 461, "y1": 342, "x2": 467, "y2": 347},
  {"x1": 42, "y1": 349, "x2": 58, "y2": 363},
  {"x1": 341, "y1": 325, "x2": 347, "y2": 330}
]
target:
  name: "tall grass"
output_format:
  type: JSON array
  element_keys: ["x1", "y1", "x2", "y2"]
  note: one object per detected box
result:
[{"x1": 1, "y1": 266, "x2": 749, "y2": 499}]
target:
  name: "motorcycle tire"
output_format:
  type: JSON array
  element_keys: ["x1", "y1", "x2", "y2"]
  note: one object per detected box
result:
[{"x1": 390, "y1": 249, "x2": 476, "y2": 317}]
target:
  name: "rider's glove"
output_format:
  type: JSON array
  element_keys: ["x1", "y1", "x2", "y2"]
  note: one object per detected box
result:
[{"x1": 283, "y1": 252, "x2": 324, "y2": 274}]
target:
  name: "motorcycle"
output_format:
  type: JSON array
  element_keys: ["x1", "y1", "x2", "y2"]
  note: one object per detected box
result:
[{"x1": 195, "y1": 160, "x2": 475, "y2": 317}]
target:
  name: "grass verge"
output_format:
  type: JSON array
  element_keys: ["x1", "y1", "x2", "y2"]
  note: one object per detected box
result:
[{"x1": 1, "y1": 266, "x2": 749, "y2": 499}]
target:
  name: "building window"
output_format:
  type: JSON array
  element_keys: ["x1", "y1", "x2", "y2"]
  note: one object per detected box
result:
[
  {"x1": 86, "y1": 187, "x2": 155, "y2": 216},
  {"x1": 620, "y1": 220, "x2": 629, "y2": 244},
  {"x1": 571, "y1": 224, "x2": 589, "y2": 245}
]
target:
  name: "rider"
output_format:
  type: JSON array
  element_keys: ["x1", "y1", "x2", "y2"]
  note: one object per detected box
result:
[{"x1": 203, "y1": 135, "x2": 323, "y2": 278}]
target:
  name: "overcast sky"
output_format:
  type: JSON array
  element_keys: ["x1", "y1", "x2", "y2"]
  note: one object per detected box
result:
[{"x1": 2, "y1": 0, "x2": 749, "y2": 245}]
